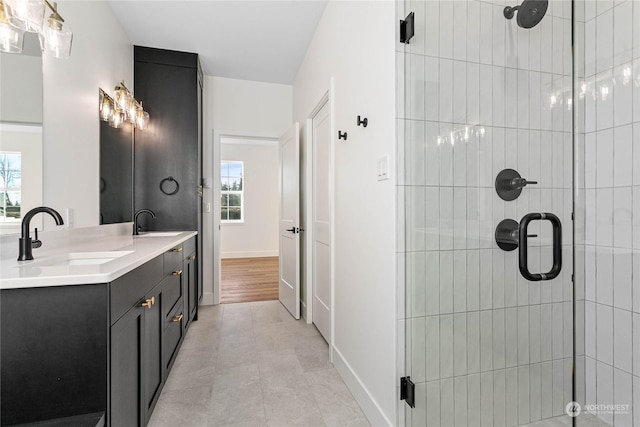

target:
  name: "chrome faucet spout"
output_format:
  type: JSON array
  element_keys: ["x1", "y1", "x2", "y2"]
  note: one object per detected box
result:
[
  {"x1": 133, "y1": 209, "x2": 157, "y2": 235},
  {"x1": 18, "y1": 206, "x2": 65, "y2": 261}
]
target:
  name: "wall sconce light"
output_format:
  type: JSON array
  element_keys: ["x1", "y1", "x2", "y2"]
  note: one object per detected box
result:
[
  {"x1": 0, "y1": 0, "x2": 72, "y2": 58},
  {"x1": 99, "y1": 83, "x2": 150, "y2": 130}
]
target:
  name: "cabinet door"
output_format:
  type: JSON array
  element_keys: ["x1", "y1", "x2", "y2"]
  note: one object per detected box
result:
[
  {"x1": 134, "y1": 59, "x2": 199, "y2": 232},
  {"x1": 142, "y1": 286, "x2": 163, "y2": 424},
  {"x1": 111, "y1": 304, "x2": 144, "y2": 427},
  {"x1": 186, "y1": 253, "x2": 197, "y2": 323}
]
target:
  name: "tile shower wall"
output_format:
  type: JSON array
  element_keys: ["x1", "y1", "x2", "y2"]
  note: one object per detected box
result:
[
  {"x1": 580, "y1": 0, "x2": 640, "y2": 425},
  {"x1": 397, "y1": 0, "x2": 575, "y2": 425}
]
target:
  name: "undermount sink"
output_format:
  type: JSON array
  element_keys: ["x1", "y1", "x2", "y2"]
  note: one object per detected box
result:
[
  {"x1": 137, "y1": 232, "x2": 182, "y2": 237},
  {"x1": 30, "y1": 251, "x2": 134, "y2": 267}
]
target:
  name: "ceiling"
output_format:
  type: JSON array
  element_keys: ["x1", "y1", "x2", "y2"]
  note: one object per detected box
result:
[{"x1": 107, "y1": 1, "x2": 328, "y2": 85}]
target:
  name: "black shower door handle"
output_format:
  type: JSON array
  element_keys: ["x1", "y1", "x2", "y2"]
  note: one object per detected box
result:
[{"x1": 518, "y1": 212, "x2": 562, "y2": 281}]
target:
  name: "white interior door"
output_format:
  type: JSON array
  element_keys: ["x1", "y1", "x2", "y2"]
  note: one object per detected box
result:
[
  {"x1": 279, "y1": 123, "x2": 300, "y2": 319},
  {"x1": 312, "y1": 101, "x2": 331, "y2": 342}
]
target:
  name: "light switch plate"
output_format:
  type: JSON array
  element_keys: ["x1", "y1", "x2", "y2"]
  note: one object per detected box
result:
[{"x1": 377, "y1": 155, "x2": 389, "y2": 181}]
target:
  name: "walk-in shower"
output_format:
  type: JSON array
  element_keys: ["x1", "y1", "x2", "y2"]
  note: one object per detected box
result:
[{"x1": 399, "y1": 0, "x2": 639, "y2": 425}]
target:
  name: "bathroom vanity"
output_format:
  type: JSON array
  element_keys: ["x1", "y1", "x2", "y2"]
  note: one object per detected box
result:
[{"x1": 0, "y1": 230, "x2": 199, "y2": 426}]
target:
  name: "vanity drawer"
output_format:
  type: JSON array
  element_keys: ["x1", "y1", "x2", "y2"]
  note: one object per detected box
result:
[
  {"x1": 161, "y1": 269, "x2": 182, "y2": 319},
  {"x1": 163, "y1": 304, "x2": 184, "y2": 371},
  {"x1": 163, "y1": 245, "x2": 183, "y2": 276},
  {"x1": 110, "y1": 255, "x2": 163, "y2": 324}
]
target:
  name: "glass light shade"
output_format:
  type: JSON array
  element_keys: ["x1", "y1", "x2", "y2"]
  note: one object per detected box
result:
[
  {"x1": 24, "y1": 0, "x2": 44, "y2": 32},
  {"x1": 99, "y1": 93, "x2": 114, "y2": 122},
  {"x1": 109, "y1": 107, "x2": 125, "y2": 129},
  {"x1": 0, "y1": 19, "x2": 23, "y2": 53},
  {"x1": 3, "y1": 0, "x2": 28, "y2": 30},
  {"x1": 136, "y1": 109, "x2": 149, "y2": 130},
  {"x1": 41, "y1": 24, "x2": 72, "y2": 59},
  {"x1": 126, "y1": 98, "x2": 138, "y2": 123},
  {"x1": 5, "y1": 0, "x2": 45, "y2": 32},
  {"x1": 114, "y1": 87, "x2": 129, "y2": 110}
]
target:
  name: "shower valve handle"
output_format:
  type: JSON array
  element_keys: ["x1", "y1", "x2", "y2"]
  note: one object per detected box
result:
[
  {"x1": 511, "y1": 177, "x2": 538, "y2": 189},
  {"x1": 496, "y1": 168, "x2": 537, "y2": 201}
]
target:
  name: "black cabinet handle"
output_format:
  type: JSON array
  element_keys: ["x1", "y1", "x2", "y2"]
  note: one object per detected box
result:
[{"x1": 518, "y1": 213, "x2": 562, "y2": 281}]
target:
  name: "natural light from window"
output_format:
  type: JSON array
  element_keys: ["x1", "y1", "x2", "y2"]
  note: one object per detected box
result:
[
  {"x1": 0, "y1": 152, "x2": 22, "y2": 223},
  {"x1": 221, "y1": 161, "x2": 243, "y2": 222}
]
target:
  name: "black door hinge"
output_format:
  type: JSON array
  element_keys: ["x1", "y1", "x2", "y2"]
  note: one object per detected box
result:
[
  {"x1": 400, "y1": 376, "x2": 415, "y2": 408},
  {"x1": 571, "y1": 212, "x2": 575, "y2": 221},
  {"x1": 400, "y1": 12, "x2": 415, "y2": 44}
]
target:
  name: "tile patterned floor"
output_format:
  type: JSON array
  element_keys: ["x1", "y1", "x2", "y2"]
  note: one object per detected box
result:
[
  {"x1": 523, "y1": 413, "x2": 611, "y2": 426},
  {"x1": 148, "y1": 301, "x2": 370, "y2": 427}
]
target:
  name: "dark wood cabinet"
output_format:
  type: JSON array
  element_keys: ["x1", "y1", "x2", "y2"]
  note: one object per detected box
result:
[
  {"x1": 110, "y1": 241, "x2": 193, "y2": 426},
  {"x1": 1, "y1": 285, "x2": 108, "y2": 425},
  {"x1": 111, "y1": 301, "x2": 144, "y2": 427},
  {"x1": 183, "y1": 236, "x2": 198, "y2": 325},
  {"x1": 1, "y1": 237, "x2": 199, "y2": 426},
  {"x1": 133, "y1": 47, "x2": 203, "y2": 321}
]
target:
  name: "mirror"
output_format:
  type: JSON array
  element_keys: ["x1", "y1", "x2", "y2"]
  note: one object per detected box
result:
[
  {"x1": 99, "y1": 117, "x2": 133, "y2": 225},
  {"x1": 0, "y1": 33, "x2": 43, "y2": 236}
]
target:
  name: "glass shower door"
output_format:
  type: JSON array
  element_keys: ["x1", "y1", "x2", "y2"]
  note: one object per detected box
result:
[{"x1": 399, "y1": 0, "x2": 575, "y2": 425}]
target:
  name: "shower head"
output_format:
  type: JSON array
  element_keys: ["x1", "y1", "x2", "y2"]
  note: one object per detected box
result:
[{"x1": 504, "y1": 0, "x2": 548, "y2": 29}]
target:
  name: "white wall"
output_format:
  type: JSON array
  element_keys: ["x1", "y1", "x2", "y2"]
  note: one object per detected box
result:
[
  {"x1": 292, "y1": 1, "x2": 396, "y2": 425},
  {"x1": 220, "y1": 140, "x2": 279, "y2": 258},
  {"x1": 202, "y1": 75, "x2": 291, "y2": 304},
  {"x1": 580, "y1": 1, "x2": 640, "y2": 425},
  {"x1": 0, "y1": 50, "x2": 43, "y2": 123},
  {"x1": 43, "y1": 1, "x2": 132, "y2": 229}
]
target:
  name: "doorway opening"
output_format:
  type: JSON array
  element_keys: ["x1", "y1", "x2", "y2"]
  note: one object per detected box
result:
[{"x1": 218, "y1": 136, "x2": 280, "y2": 304}]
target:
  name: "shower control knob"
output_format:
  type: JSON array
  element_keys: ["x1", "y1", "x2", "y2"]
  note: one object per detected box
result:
[{"x1": 495, "y1": 168, "x2": 538, "y2": 201}]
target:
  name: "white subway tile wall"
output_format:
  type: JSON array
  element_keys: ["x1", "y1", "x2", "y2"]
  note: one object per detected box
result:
[
  {"x1": 581, "y1": 0, "x2": 640, "y2": 425},
  {"x1": 397, "y1": 0, "x2": 639, "y2": 425}
]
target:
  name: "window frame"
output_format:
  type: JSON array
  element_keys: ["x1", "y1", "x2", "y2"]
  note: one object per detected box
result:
[
  {"x1": 220, "y1": 160, "x2": 244, "y2": 224},
  {"x1": 0, "y1": 152, "x2": 22, "y2": 221}
]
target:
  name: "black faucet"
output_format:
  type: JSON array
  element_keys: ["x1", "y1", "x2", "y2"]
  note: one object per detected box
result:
[
  {"x1": 133, "y1": 209, "x2": 156, "y2": 235},
  {"x1": 18, "y1": 207, "x2": 64, "y2": 261}
]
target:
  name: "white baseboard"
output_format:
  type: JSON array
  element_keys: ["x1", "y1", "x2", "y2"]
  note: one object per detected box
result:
[
  {"x1": 332, "y1": 346, "x2": 394, "y2": 427},
  {"x1": 201, "y1": 292, "x2": 214, "y2": 305},
  {"x1": 221, "y1": 250, "x2": 279, "y2": 259}
]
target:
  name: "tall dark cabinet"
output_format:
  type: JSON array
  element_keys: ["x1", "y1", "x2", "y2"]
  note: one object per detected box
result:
[{"x1": 133, "y1": 46, "x2": 203, "y2": 321}]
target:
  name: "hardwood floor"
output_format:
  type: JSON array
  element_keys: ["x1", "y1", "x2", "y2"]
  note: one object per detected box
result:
[{"x1": 221, "y1": 257, "x2": 279, "y2": 304}]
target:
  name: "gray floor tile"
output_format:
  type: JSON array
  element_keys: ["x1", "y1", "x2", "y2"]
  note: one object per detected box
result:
[
  {"x1": 148, "y1": 386, "x2": 212, "y2": 427},
  {"x1": 150, "y1": 301, "x2": 369, "y2": 427}
]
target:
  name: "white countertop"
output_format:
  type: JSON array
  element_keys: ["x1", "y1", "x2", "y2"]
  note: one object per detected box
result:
[{"x1": 0, "y1": 231, "x2": 197, "y2": 289}]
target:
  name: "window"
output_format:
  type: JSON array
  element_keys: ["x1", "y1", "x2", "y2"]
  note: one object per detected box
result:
[
  {"x1": 0, "y1": 152, "x2": 21, "y2": 221},
  {"x1": 221, "y1": 161, "x2": 243, "y2": 222}
]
